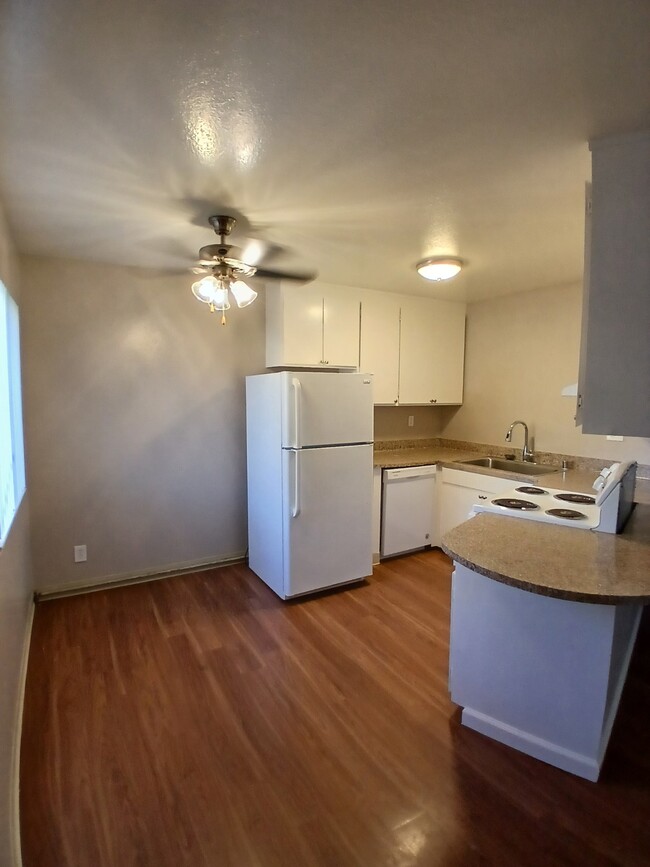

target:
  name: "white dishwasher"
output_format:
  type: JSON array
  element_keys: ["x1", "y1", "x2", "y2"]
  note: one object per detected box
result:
[{"x1": 381, "y1": 465, "x2": 437, "y2": 557}]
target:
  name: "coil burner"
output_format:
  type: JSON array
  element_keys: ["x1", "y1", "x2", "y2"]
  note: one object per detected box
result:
[
  {"x1": 492, "y1": 498, "x2": 540, "y2": 511},
  {"x1": 554, "y1": 492, "x2": 596, "y2": 505},
  {"x1": 515, "y1": 486, "x2": 548, "y2": 496},
  {"x1": 545, "y1": 508, "x2": 588, "y2": 520}
]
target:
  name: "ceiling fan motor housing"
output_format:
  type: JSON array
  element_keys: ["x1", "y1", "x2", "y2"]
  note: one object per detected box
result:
[
  {"x1": 192, "y1": 212, "x2": 316, "y2": 283},
  {"x1": 208, "y1": 215, "x2": 236, "y2": 239}
]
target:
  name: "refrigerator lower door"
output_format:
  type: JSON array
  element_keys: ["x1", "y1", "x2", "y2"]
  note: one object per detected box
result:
[{"x1": 283, "y1": 443, "x2": 373, "y2": 597}]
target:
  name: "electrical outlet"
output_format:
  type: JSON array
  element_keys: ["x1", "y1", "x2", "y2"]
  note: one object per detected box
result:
[
  {"x1": 74, "y1": 544, "x2": 87, "y2": 563},
  {"x1": 606, "y1": 436, "x2": 624, "y2": 442},
  {"x1": 408, "y1": 415, "x2": 414, "y2": 427}
]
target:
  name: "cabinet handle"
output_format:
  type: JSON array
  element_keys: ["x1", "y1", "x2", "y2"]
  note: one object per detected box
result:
[
  {"x1": 430, "y1": 398, "x2": 437, "y2": 404},
  {"x1": 577, "y1": 394, "x2": 583, "y2": 408},
  {"x1": 394, "y1": 399, "x2": 398, "y2": 405},
  {"x1": 478, "y1": 495, "x2": 487, "y2": 500}
]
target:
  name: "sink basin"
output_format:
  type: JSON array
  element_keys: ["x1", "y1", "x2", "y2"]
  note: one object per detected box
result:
[{"x1": 460, "y1": 457, "x2": 556, "y2": 476}]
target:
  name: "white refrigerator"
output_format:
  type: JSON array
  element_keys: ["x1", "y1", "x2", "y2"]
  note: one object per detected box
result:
[{"x1": 245, "y1": 371, "x2": 374, "y2": 599}]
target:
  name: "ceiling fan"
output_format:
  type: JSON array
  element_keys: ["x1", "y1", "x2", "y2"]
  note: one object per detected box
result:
[{"x1": 190, "y1": 215, "x2": 316, "y2": 324}]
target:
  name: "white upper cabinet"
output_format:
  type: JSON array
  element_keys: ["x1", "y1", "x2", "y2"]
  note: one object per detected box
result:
[
  {"x1": 360, "y1": 290, "x2": 466, "y2": 405},
  {"x1": 268, "y1": 283, "x2": 466, "y2": 405},
  {"x1": 398, "y1": 297, "x2": 466, "y2": 405},
  {"x1": 266, "y1": 283, "x2": 360, "y2": 369},
  {"x1": 359, "y1": 290, "x2": 401, "y2": 404},
  {"x1": 322, "y1": 286, "x2": 362, "y2": 368},
  {"x1": 577, "y1": 131, "x2": 650, "y2": 437}
]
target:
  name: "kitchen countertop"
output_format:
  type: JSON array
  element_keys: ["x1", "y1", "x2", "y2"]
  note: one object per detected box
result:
[
  {"x1": 374, "y1": 442, "x2": 650, "y2": 504},
  {"x1": 440, "y1": 504, "x2": 650, "y2": 605},
  {"x1": 374, "y1": 446, "x2": 484, "y2": 469}
]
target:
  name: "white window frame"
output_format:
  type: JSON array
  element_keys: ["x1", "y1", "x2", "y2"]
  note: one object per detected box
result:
[{"x1": 0, "y1": 279, "x2": 26, "y2": 547}]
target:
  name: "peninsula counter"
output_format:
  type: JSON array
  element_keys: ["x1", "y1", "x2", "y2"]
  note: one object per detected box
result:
[{"x1": 441, "y1": 506, "x2": 650, "y2": 781}]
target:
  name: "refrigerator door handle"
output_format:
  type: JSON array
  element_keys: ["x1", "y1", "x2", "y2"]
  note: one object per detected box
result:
[
  {"x1": 291, "y1": 450, "x2": 301, "y2": 518},
  {"x1": 291, "y1": 377, "x2": 302, "y2": 448}
]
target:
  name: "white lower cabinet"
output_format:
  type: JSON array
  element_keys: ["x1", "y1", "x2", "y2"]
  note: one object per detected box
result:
[
  {"x1": 376, "y1": 464, "x2": 520, "y2": 559},
  {"x1": 438, "y1": 468, "x2": 514, "y2": 539}
]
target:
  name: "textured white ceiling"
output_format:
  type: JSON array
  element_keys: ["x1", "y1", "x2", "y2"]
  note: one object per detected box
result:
[{"x1": 0, "y1": 0, "x2": 649, "y2": 301}]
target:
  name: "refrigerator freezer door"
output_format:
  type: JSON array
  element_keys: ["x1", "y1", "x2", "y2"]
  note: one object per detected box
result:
[
  {"x1": 281, "y1": 371, "x2": 373, "y2": 448},
  {"x1": 283, "y1": 443, "x2": 373, "y2": 597}
]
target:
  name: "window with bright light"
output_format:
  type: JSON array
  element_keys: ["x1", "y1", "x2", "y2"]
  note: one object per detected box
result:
[{"x1": 0, "y1": 279, "x2": 26, "y2": 547}]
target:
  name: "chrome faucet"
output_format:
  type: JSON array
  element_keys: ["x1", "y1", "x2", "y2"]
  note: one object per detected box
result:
[{"x1": 505, "y1": 420, "x2": 534, "y2": 462}]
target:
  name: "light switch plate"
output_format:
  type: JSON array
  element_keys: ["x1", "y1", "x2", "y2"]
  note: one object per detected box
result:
[{"x1": 74, "y1": 544, "x2": 87, "y2": 563}]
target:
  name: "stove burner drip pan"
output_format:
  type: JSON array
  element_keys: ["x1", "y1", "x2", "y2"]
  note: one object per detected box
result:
[
  {"x1": 515, "y1": 486, "x2": 548, "y2": 496},
  {"x1": 492, "y1": 498, "x2": 540, "y2": 511},
  {"x1": 545, "y1": 508, "x2": 588, "y2": 520}
]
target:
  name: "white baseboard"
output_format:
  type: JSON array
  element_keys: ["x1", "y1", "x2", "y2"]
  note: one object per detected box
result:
[
  {"x1": 461, "y1": 707, "x2": 601, "y2": 782},
  {"x1": 10, "y1": 597, "x2": 34, "y2": 867},
  {"x1": 35, "y1": 551, "x2": 247, "y2": 600}
]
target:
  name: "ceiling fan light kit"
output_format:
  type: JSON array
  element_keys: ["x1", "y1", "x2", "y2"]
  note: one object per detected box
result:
[
  {"x1": 190, "y1": 214, "x2": 315, "y2": 325},
  {"x1": 416, "y1": 256, "x2": 464, "y2": 281}
]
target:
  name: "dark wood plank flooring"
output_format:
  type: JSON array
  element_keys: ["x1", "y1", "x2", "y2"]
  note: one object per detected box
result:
[{"x1": 20, "y1": 550, "x2": 650, "y2": 866}]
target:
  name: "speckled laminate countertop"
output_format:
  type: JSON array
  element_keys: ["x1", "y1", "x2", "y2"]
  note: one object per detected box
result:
[
  {"x1": 375, "y1": 446, "x2": 483, "y2": 468},
  {"x1": 374, "y1": 443, "x2": 650, "y2": 504},
  {"x1": 440, "y1": 505, "x2": 650, "y2": 605}
]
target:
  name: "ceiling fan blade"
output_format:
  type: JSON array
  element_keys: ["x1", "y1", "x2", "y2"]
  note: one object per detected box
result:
[{"x1": 253, "y1": 267, "x2": 317, "y2": 282}]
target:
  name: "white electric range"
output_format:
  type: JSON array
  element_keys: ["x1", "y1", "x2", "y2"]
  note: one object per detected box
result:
[{"x1": 471, "y1": 461, "x2": 636, "y2": 533}]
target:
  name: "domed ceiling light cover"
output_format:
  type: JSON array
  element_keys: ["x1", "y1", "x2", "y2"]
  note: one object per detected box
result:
[{"x1": 416, "y1": 256, "x2": 464, "y2": 281}]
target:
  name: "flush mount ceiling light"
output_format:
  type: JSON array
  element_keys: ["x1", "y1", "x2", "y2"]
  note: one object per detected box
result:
[
  {"x1": 416, "y1": 256, "x2": 464, "y2": 281},
  {"x1": 190, "y1": 214, "x2": 316, "y2": 325}
]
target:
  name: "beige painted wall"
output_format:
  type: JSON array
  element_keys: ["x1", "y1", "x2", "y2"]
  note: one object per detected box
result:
[
  {"x1": 21, "y1": 255, "x2": 266, "y2": 593},
  {"x1": 442, "y1": 283, "x2": 650, "y2": 465},
  {"x1": 374, "y1": 405, "x2": 445, "y2": 441},
  {"x1": 0, "y1": 205, "x2": 33, "y2": 866}
]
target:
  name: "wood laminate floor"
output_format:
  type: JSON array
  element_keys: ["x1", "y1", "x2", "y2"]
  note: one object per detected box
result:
[{"x1": 20, "y1": 550, "x2": 650, "y2": 866}]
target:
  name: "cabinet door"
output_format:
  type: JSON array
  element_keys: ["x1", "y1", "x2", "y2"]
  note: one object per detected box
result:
[
  {"x1": 439, "y1": 471, "x2": 514, "y2": 538},
  {"x1": 398, "y1": 297, "x2": 466, "y2": 405},
  {"x1": 322, "y1": 285, "x2": 361, "y2": 368},
  {"x1": 438, "y1": 483, "x2": 493, "y2": 539},
  {"x1": 578, "y1": 132, "x2": 650, "y2": 436},
  {"x1": 266, "y1": 283, "x2": 360, "y2": 369},
  {"x1": 575, "y1": 186, "x2": 592, "y2": 428},
  {"x1": 360, "y1": 290, "x2": 400, "y2": 404},
  {"x1": 266, "y1": 284, "x2": 322, "y2": 367}
]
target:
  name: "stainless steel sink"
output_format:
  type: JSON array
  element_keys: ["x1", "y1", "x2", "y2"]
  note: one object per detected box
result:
[{"x1": 460, "y1": 457, "x2": 556, "y2": 476}]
